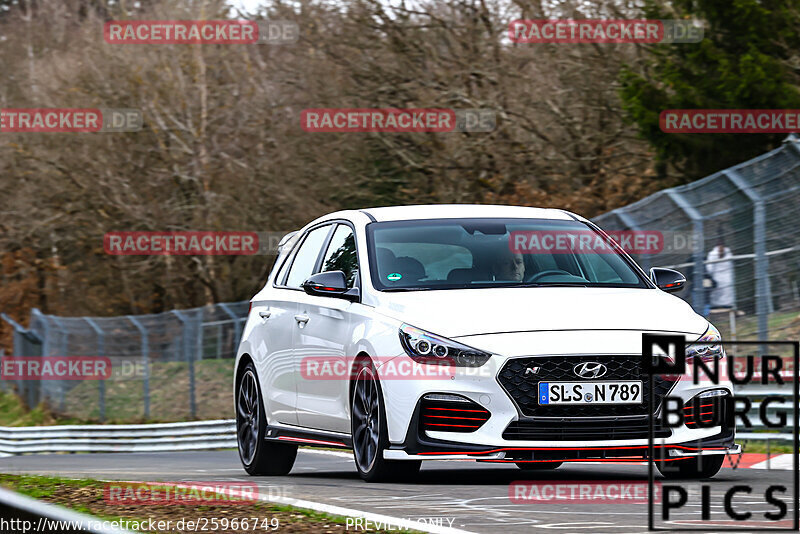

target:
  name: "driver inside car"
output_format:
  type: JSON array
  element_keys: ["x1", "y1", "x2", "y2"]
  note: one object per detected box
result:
[{"x1": 490, "y1": 247, "x2": 525, "y2": 282}]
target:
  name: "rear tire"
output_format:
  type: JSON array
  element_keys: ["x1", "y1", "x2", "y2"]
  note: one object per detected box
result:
[
  {"x1": 237, "y1": 363, "x2": 297, "y2": 476},
  {"x1": 351, "y1": 359, "x2": 421, "y2": 482},
  {"x1": 515, "y1": 461, "x2": 563, "y2": 470},
  {"x1": 656, "y1": 455, "x2": 724, "y2": 479}
]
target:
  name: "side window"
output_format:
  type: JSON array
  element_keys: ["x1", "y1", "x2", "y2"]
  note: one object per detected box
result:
[
  {"x1": 319, "y1": 224, "x2": 358, "y2": 288},
  {"x1": 284, "y1": 226, "x2": 331, "y2": 288}
]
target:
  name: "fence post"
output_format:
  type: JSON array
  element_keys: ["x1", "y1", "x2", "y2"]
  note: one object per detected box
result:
[
  {"x1": 30, "y1": 310, "x2": 49, "y2": 409},
  {"x1": 126, "y1": 316, "x2": 149, "y2": 419},
  {"x1": 616, "y1": 209, "x2": 650, "y2": 272},
  {"x1": 666, "y1": 190, "x2": 706, "y2": 316},
  {"x1": 1, "y1": 313, "x2": 43, "y2": 408},
  {"x1": 49, "y1": 316, "x2": 69, "y2": 412},
  {"x1": 171, "y1": 310, "x2": 197, "y2": 419},
  {"x1": 219, "y1": 302, "x2": 244, "y2": 356},
  {"x1": 84, "y1": 318, "x2": 106, "y2": 422},
  {"x1": 724, "y1": 170, "x2": 770, "y2": 341}
]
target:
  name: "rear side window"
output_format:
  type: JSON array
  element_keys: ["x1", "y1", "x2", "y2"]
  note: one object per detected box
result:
[
  {"x1": 284, "y1": 226, "x2": 331, "y2": 288},
  {"x1": 319, "y1": 224, "x2": 358, "y2": 288}
]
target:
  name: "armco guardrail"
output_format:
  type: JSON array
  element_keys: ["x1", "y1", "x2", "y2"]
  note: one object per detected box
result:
[
  {"x1": 0, "y1": 486, "x2": 137, "y2": 533},
  {"x1": 0, "y1": 402, "x2": 794, "y2": 455},
  {"x1": 0, "y1": 419, "x2": 235, "y2": 454}
]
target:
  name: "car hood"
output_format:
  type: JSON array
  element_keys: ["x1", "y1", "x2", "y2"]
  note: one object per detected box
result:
[{"x1": 372, "y1": 287, "x2": 708, "y2": 338}]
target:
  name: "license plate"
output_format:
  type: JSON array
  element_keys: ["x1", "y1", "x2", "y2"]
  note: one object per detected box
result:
[{"x1": 538, "y1": 381, "x2": 643, "y2": 405}]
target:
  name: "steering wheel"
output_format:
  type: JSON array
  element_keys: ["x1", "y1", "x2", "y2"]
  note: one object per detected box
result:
[{"x1": 526, "y1": 269, "x2": 575, "y2": 283}]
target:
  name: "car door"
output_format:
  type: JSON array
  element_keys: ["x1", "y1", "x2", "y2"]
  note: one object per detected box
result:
[
  {"x1": 253, "y1": 224, "x2": 333, "y2": 426},
  {"x1": 294, "y1": 222, "x2": 359, "y2": 432}
]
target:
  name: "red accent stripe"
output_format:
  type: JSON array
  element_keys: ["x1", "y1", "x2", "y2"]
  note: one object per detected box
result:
[
  {"x1": 423, "y1": 414, "x2": 488, "y2": 421},
  {"x1": 683, "y1": 403, "x2": 713, "y2": 409},
  {"x1": 484, "y1": 457, "x2": 690, "y2": 463},
  {"x1": 425, "y1": 407, "x2": 489, "y2": 413},
  {"x1": 417, "y1": 444, "x2": 727, "y2": 455},
  {"x1": 425, "y1": 423, "x2": 480, "y2": 428}
]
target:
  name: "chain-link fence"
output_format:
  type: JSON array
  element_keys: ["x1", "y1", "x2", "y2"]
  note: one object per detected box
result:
[
  {"x1": 593, "y1": 134, "x2": 800, "y2": 342},
  {"x1": 3, "y1": 136, "x2": 799, "y2": 422},
  {"x1": 1, "y1": 302, "x2": 248, "y2": 423}
]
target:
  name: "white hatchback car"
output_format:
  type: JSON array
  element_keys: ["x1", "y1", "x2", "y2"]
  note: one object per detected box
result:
[{"x1": 234, "y1": 205, "x2": 737, "y2": 481}]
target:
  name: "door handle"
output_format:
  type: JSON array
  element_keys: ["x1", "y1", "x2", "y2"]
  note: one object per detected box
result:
[
  {"x1": 259, "y1": 310, "x2": 271, "y2": 319},
  {"x1": 294, "y1": 314, "x2": 310, "y2": 324}
]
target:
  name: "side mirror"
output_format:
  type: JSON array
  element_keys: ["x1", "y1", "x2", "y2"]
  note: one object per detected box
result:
[
  {"x1": 302, "y1": 271, "x2": 359, "y2": 301},
  {"x1": 650, "y1": 267, "x2": 686, "y2": 293}
]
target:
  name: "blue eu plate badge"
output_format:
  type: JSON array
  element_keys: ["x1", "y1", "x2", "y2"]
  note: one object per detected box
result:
[{"x1": 538, "y1": 382, "x2": 549, "y2": 404}]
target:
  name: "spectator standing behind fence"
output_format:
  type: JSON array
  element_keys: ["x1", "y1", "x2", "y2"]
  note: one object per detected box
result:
[{"x1": 706, "y1": 239, "x2": 735, "y2": 309}]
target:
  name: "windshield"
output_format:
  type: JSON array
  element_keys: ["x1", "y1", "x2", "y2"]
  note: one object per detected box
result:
[{"x1": 367, "y1": 218, "x2": 648, "y2": 291}]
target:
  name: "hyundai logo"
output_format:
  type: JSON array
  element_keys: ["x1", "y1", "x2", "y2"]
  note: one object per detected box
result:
[{"x1": 573, "y1": 362, "x2": 607, "y2": 379}]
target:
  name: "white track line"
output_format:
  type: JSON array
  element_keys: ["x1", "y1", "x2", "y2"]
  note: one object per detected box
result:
[
  {"x1": 749, "y1": 453, "x2": 794, "y2": 470},
  {"x1": 299, "y1": 448, "x2": 353, "y2": 459},
  {"x1": 292, "y1": 450, "x2": 481, "y2": 532},
  {"x1": 257, "y1": 492, "x2": 478, "y2": 534}
]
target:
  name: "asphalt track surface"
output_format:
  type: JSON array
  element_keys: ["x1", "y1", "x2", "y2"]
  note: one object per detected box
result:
[{"x1": 0, "y1": 449, "x2": 796, "y2": 533}]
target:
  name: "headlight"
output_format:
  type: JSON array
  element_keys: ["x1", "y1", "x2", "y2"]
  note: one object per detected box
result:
[
  {"x1": 399, "y1": 324, "x2": 491, "y2": 367},
  {"x1": 686, "y1": 324, "x2": 724, "y2": 362}
]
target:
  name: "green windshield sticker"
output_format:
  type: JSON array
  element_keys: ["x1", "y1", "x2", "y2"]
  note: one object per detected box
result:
[{"x1": 387, "y1": 272, "x2": 402, "y2": 282}]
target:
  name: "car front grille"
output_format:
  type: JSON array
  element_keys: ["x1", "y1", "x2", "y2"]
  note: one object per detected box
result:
[
  {"x1": 502, "y1": 418, "x2": 670, "y2": 441},
  {"x1": 497, "y1": 354, "x2": 677, "y2": 418}
]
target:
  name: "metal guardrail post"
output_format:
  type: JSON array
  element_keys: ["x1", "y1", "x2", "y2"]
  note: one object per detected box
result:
[
  {"x1": 126, "y1": 316, "x2": 149, "y2": 419},
  {"x1": 171, "y1": 310, "x2": 197, "y2": 419},
  {"x1": 84, "y1": 318, "x2": 106, "y2": 423},
  {"x1": 724, "y1": 169, "x2": 770, "y2": 342},
  {"x1": 666, "y1": 190, "x2": 706, "y2": 316}
]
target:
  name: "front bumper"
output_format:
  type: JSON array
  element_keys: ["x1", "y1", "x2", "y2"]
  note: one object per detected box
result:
[{"x1": 378, "y1": 340, "x2": 736, "y2": 460}]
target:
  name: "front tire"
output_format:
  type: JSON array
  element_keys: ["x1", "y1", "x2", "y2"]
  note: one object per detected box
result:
[
  {"x1": 237, "y1": 363, "x2": 297, "y2": 476},
  {"x1": 351, "y1": 360, "x2": 421, "y2": 482},
  {"x1": 656, "y1": 455, "x2": 724, "y2": 479}
]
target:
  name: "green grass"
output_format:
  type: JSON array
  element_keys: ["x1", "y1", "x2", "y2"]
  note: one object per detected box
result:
[
  {"x1": 60, "y1": 359, "x2": 234, "y2": 424},
  {"x1": 0, "y1": 474, "x2": 416, "y2": 533},
  {"x1": 739, "y1": 440, "x2": 795, "y2": 454},
  {"x1": 714, "y1": 309, "x2": 800, "y2": 341}
]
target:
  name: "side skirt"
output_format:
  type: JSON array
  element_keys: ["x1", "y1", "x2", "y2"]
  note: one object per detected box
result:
[{"x1": 264, "y1": 425, "x2": 352, "y2": 449}]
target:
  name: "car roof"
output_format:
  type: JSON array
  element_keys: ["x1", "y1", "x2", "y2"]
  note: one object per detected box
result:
[{"x1": 359, "y1": 204, "x2": 580, "y2": 222}]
